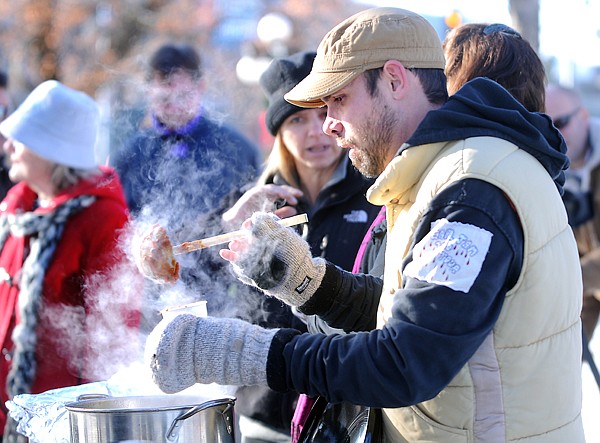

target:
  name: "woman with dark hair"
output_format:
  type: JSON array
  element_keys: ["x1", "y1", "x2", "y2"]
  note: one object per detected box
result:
[{"x1": 443, "y1": 22, "x2": 546, "y2": 112}]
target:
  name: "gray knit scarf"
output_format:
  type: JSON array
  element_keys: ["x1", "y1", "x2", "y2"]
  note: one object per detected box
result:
[{"x1": 0, "y1": 194, "x2": 96, "y2": 400}]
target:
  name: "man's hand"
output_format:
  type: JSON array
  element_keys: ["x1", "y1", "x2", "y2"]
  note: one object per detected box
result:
[
  {"x1": 144, "y1": 314, "x2": 277, "y2": 394},
  {"x1": 220, "y1": 212, "x2": 326, "y2": 307}
]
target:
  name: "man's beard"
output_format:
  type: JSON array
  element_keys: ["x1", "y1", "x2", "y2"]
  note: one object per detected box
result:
[{"x1": 342, "y1": 103, "x2": 398, "y2": 178}]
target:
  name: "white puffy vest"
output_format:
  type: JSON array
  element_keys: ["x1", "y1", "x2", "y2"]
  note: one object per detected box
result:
[{"x1": 367, "y1": 137, "x2": 585, "y2": 443}]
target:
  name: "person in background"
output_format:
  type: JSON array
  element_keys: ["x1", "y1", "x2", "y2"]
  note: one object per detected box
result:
[
  {"x1": 224, "y1": 51, "x2": 380, "y2": 443},
  {"x1": 111, "y1": 43, "x2": 262, "y2": 330},
  {"x1": 0, "y1": 80, "x2": 140, "y2": 442},
  {"x1": 0, "y1": 71, "x2": 14, "y2": 199},
  {"x1": 112, "y1": 42, "x2": 262, "y2": 220},
  {"x1": 145, "y1": 7, "x2": 584, "y2": 442},
  {"x1": 545, "y1": 84, "x2": 600, "y2": 341},
  {"x1": 444, "y1": 22, "x2": 546, "y2": 113},
  {"x1": 223, "y1": 51, "x2": 379, "y2": 270}
]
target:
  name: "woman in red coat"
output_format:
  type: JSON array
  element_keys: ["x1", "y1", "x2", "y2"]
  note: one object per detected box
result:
[{"x1": 0, "y1": 80, "x2": 140, "y2": 442}]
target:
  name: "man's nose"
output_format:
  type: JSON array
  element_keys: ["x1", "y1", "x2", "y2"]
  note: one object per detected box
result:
[{"x1": 323, "y1": 116, "x2": 343, "y2": 136}]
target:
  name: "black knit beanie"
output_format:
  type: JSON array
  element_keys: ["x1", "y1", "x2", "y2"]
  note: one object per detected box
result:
[
  {"x1": 148, "y1": 43, "x2": 202, "y2": 79},
  {"x1": 259, "y1": 51, "x2": 316, "y2": 136}
]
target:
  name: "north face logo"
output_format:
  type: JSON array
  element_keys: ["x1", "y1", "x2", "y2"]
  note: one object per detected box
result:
[{"x1": 343, "y1": 210, "x2": 368, "y2": 223}]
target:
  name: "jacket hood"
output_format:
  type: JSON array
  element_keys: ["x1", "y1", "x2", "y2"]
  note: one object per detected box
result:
[
  {"x1": 406, "y1": 77, "x2": 569, "y2": 195},
  {"x1": 1, "y1": 165, "x2": 127, "y2": 214}
]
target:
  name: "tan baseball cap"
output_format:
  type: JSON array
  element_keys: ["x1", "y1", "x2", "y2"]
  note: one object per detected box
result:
[{"x1": 284, "y1": 7, "x2": 445, "y2": 108}]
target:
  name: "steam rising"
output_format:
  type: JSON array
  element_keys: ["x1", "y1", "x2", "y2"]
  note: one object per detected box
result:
[
  {"x1": 39, "y1": 241, "x2": 143, "y2": 382},
  {"x1": 49, "y1": 73, "x2": 267, "y2": 391}
]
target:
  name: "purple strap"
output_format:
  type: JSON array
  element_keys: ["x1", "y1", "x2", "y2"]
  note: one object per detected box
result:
[
  {"x1": 291, "y1": 394, "x2": 316, "y2": 442},
  {"x1": 351, "y1": 206, "x2": 387, "y2": 273}
]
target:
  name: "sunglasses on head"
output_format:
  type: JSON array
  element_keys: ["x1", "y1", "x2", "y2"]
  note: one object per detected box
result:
[
  {"x1": 482, "y1": 23, "x2": 522, "y2": 39},
  {"x1": 553, "y1": 107, "x2": 581, "y2": 130}
]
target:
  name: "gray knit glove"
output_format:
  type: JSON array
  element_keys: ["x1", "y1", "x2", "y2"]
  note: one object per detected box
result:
[
  {"x1": 232, "y1": 212, "x2": 326, "y2": 307},
  {"x1": 144, "y1": 314, "x2": 278, "y2": 394}
]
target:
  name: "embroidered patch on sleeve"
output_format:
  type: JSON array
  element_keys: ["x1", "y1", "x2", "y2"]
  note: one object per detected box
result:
[{"x1": 403, "y1": 218, "x2": 493, "y2": 293}]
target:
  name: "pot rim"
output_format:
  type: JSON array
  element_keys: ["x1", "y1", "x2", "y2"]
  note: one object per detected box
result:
[{"x1": 65, "y1": 395, "x2": 236, "y2": 414}]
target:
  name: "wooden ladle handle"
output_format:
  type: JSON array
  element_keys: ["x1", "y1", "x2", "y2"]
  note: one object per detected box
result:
[{"x1": 172, "y1": 213, "x2": 308, "y2": 255}]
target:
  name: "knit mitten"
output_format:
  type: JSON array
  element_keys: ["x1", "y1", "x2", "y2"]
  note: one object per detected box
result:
[
  {"x1": 144, "y1": 314, "x2": 277, "y2": 394},
  {"x1": 232, "y1": 212, "x2": 326, "y2": 307}
]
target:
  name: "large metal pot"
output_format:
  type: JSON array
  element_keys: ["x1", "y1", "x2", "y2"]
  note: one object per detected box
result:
[{"x1": 65, "y1": 394, "x2": 235, "y2": 443}]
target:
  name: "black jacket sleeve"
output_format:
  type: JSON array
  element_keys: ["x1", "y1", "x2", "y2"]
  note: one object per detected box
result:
[
  {"x1": 266, "y1": 179, "x2": 524, "y2": 408},
  {"x1": 300, "y1": 264, "x2": 383, "y2": 332}
]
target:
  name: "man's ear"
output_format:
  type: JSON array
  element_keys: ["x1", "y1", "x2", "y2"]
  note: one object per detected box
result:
[{"x1": 381, "y1": 60, "x2": 409, "y2": 98}]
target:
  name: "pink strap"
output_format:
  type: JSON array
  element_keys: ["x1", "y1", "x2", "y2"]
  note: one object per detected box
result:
[
  {"x1": 351, "y1": 206, "x2": 386, "y2": 273},
  {"x1": 291, "y1": 206, "x2": 386, "y2": 442},
  {"x1": 291, "y1": 394, "x2": 317, "y2": 442}
]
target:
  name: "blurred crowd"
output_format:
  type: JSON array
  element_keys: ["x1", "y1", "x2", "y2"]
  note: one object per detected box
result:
[{"x1": 0, "y1": 5, "x2": 597, "y2": 443}]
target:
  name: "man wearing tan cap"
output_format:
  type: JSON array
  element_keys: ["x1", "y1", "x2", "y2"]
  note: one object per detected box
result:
[{"x1": 144, "y1": 8, "x2": 585, "y2": 442}]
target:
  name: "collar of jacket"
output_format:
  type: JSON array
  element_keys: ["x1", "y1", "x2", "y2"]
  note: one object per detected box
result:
[
  {"x1": 152, "y1": 108, "x2": 204, "y2": 137},
  {"x1": 367, "y1": 141, "x2": 446, "y2": 206}
]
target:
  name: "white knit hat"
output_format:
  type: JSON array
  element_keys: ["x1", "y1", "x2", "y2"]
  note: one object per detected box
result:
[{"x1": 0, "y1": 80, "x2": 99, "y2": 169}]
